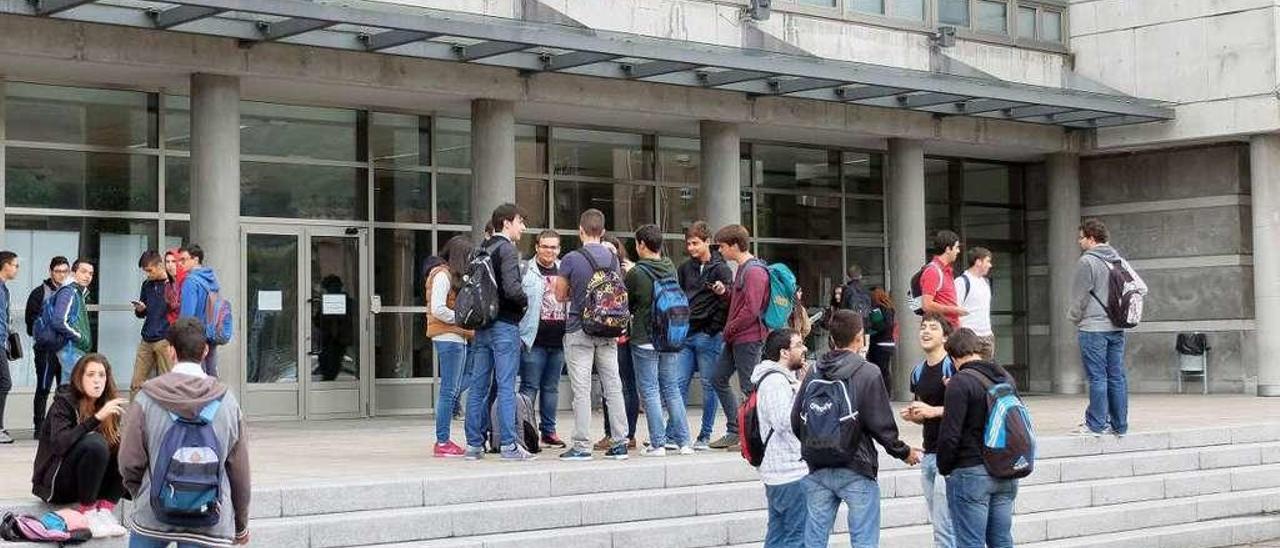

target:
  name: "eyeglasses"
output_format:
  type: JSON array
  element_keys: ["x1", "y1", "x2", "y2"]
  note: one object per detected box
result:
[{"x1": 52, "y1": 268, "x2": 70, "y2": 274}]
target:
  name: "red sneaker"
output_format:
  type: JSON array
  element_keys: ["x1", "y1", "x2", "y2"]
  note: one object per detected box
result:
[{"x1": 434, "y1": 440, "x2": 465, "y2": 458}]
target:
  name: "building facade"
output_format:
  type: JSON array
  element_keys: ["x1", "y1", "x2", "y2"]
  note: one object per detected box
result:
[{"x1": 0, "y1": 0, "x2": 1274, "y2": 424}]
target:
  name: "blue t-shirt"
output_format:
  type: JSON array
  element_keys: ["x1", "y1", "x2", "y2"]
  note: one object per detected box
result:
[{"x1": 557, "y1": 243, "x2": 620, "y2": 334}]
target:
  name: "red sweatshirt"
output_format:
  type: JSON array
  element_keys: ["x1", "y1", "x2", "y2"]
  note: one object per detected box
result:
[{"x1": 723, "y1": 260, "x2": 770, "y2": 345}]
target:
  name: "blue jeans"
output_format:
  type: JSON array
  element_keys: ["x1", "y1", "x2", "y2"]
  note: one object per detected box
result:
[
  {"x1": 464, "y1": 321, "x2": 521, "y2": 449},
  {"x1": 1078, "y1": 330, "x2": 1128, "y2": 434},
  {"x1": 433, "y1": 340, "x2": 469, "y2": 443},
  {"x1": 765, "y1": 479, "x2": 808, "y2": 548},
  {"x1": 520, "y1": 345, "x2": 564, "y2": 436},
  {"x1": 672, "y1": 331, "x2": 722, "y2": 442},
  {"x1": 803, "y1": 467, "x2": 881, "y2": 548},
  {"x1": 922, "y1": 454, "x2": 956, "y2": 548},
  {"x1": 945, "y1": 465, "x2": 1017, "y2": 548},
  {"x1": 631, "y1": 344, "x2": 689, "y2": 448},
  {"x1": 129, "y1": 533, "x2": 202, "y2": 548}
]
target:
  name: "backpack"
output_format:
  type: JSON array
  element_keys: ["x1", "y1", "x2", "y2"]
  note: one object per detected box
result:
[
  {"x1": 1087, "y1": 253, "x2": 1146, "y2": 329},
  {"x1": 907, "y1": 262, "x2": 943, "y2": 316},
  {"x1": 151, "y1": 398, "x2": 225, "y2": 527},
  {"x1": 32, "y1": 287, "x2": 70, "y2": 351},
  {"x1": 742, "y1": 260, "x2": 797, "y2": 331},
  {"x1": 796, "y1": 363, "x2": 863, "y2": 469},
  {"x1": 204, "y1": 290, "x2": 234, "y2": 346},
  {"x1": 635, "y1": 263, "x2": 690, "y2": 352},
  {"x1": 739, "y1": 370, "x2": 784, "y2": 467},
  {"x1": 455, "y1": 242, "x2": 501, "y2": 330},
  {"x1": 963, "y1": 369, "x2": 1036, "y2": 479},
  {"x1": 488, "y1": 392, "x2": 540, "y2": 453},
  {"x1": 579, "y1": 250, "x2": 630, "y2": 338},
  {"x1": 910, "y1": 355, "x2": 955, "y2": 387}
]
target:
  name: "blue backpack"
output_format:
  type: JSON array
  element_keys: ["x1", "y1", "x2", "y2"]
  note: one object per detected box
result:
[
  {"x1": 910, "y1": 356, "x2": 955, "y2": 387},
  {"x1": 636, "y1": 263, "x2": 690, "y2": 352},
  {"x1": 741, "y1": 260, "x2": 798, "y2": 331},
  {"x1": 203, "y1": 290, "x2": 234, "y2": 346},
  {"x1": 796, "y1": 363, "x2": 862, "y2": 469},
  {"x1": 964, "y1": 369, "x2": 1037, "y2": 479},
  {"x1": 151, "y1": 398, "x2": 225, "y2": 527},
  {"x1": 32, "y1": 287, "x2": 70, "y2": 351}
]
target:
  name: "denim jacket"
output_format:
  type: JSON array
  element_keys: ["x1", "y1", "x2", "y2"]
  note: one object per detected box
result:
[{"x1": 518, "y1": 261, "x2": 545, "y2": 350}]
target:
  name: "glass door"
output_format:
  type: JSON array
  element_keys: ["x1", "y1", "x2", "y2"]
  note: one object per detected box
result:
[{"x1": 304, "y1": 229, "x2": 368, "y2": 419}]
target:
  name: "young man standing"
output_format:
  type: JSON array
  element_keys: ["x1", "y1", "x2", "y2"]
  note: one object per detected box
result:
[
  {"x1": 902, "y1": 313, "x2": 957, "y2": 548},
  {"x1": 519, "y1": 229, "x2": 567, "y2": 448},
  {"x1": 178, "y1": 245, "x2": 223, "y2": 377},
  {"x1": 708, "y1": 224, "x2": 769, "y2": 450},
  {"x1": 675, "y1": 221, "x2": 732, "y2": 451},
  {"x1": 131, "y1": 251, "x2": 173, "y2": 395},
  {"x1": 936, "y1": 328, "x2": 1020, "y2": 548},
  {"x1": 49, "y1": 259, "x2": 94, "y2": 370},
  {"x1": 556, "y1": 209, "x2": 630, "y2": 461},
  {"x1": 792, "y1": 309, "x2": 921, "y2": 548},
  {"x1": 920, "y1": 230, "x2": 968, "y2": 329},
  {"x1": 0, "y1": 252, "x2": 19, "y2": 444},
  {"x1": 751, "y1": 328, "x2": 810, "y2": 547},
  {"x1": 463, "y1": 203, "x2": 534, "y2": 461},
  {"x1": 1069, "y1": 218, "x2": 1145, "y2": 438},
  {"x1": 626, "y1": 224, "x2": 690, "y2": 456},
  {"x1": 956, "y1": 247, "x2": 995, "y2": 360},
  {"x1": 25, "y1": 256, "x2": 69, "y2": 435}
]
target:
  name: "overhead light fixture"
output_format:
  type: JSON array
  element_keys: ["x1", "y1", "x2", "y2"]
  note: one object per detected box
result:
[
  {"x1": 747, "y1": 0, "x2": 770, "y2": 21},
  {"x1": 933, "y1": 26, "x2": 957, "y2": 47}
]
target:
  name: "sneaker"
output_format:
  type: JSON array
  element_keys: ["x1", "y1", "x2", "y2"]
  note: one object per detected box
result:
[
  {"x1": 641, "y1": 446, "x2": 666, "y2": 457},
  {"x1": 433, "y1": 441, "x2": 466, "y2": 458},
  {"x1": 501, "y1": 445, "x2": 537, "y2": 462},
  {"x1": 708, "y1": 433, "x2": 739, "y2": 449},
  {"x1": 604, "y1": 442, "x2": 630, "y2": 460},
  {"x1": 692, "y1": 439, "x2": 711, "y2": 452},
  {"x1": 541, "y1": 434, "x2": 567, "y2": 448},
  {"x1": 1074, "y1": 425, "x2": 1103, "y2": 438},
  {"x1": 593, "y1": 436, "x2": 612, "y2": 451},
  {"x1": 677, "y1": 445, "x2": 696, "y2": 456},
  {"x1": 464, "y1": 445, "x2": 485, "y2": 460},
  {"x1": 0, "y1": 430, "x2": 13, "y2": 444},
  {"x1": 560, "y1": 447, "x2": 594, "y2": 461},
  {"x1": 92, "y1": 509, "x2": 127, "y2": 537},
  {"x1": 664, "y1": 442, "x2": 678, "y2": 450}
]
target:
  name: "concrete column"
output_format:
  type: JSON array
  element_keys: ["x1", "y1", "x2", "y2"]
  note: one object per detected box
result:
[
  {"x1": 0, "y1": 76, "x2": 6, "y2": 247},
  {"x1": 699, "y1": 120, "x2": 741, "y2": 229},
  {"x1": 1250, "y1": 135, "x2": 1280, "y2": 396},
  {"x1": 470, "y1": 99, "x2": 515, "y2": 239},
  {"x1": 886, "y1": 138, "x2": 925, "y2": 401},
  {"x1": 1047, "y1": 153, "x2": 1084, "y2": 394},
  {"x1": 189, "y1": 73, "x2": 241, "y2": 387}
]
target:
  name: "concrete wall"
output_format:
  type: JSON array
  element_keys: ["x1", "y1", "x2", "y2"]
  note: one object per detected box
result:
[{"x1": 1026, "y1": 143, "x2": 1257, "y2": 393}]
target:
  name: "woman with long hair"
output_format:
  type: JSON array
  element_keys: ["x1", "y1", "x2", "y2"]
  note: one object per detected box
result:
[
  {"x1": 31, "y1": 353, "x2": 129, "y2": 537},
  {"x1": 426, "y1": 235, "x2": 475, "y2": 457},
  {"x1": 867, "y1": 287, "x2": 898, "y2": 394},
  {"x1": 162, "y1": 248, "x2": 184, "y2": 326}
]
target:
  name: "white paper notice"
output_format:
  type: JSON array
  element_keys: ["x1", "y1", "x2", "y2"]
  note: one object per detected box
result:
[
  {"x1": 258, "y1": 290, "x2": 283, "y2": 311},
  {"x1": 322, "y1": 294, "x2": 347, "y2": 315}
]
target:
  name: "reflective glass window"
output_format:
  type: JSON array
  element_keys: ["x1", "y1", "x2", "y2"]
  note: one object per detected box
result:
[
  {"x1": 6, "y1": 148, "x2": 157, "y2": 211},
  {"x1": 517, "y1": 124, "x2": 547, "y2": 175},
  {"x1": 6, "y1": 83, "x2": 155, "y2": 148},
  {"x1": 892, "y1": 0, "x2": 925, "y2": 19},
  {"x1": 963, "y1": 162, "x2": 1019, "y2": 205},
  {"x1": 241, "y1": 102, "x2": 360, "y2": 162},
  {"x1": 939, "y1": 0, "x2": 970, "y2": 25},
  {"x1": 755, "y1": 145, "x2": 838, "y2": 190},
  {"x1": 517, "y1": 178, "x2": 549, "y2": 228},
  {"x1": 370, "y1": 112, "x2": 429, "y2": 167},
  {"x1": 976, "y1": 0, "x2": 1009, "y2": 34},
  {"x1": 846, "y1": 198, "x2": 885, "y2": 235},
  {"x1": 241, "y1": 162, "x2": 367, "y2": 220},
  {"x1": 843, "y1": 152, "x2": 883, "y2": 194},
  {"x1": 374, "y1": 228, "x2": 433, "y2": 307},
  {"x1": 658, "y1": 137, "x2": 699, "y2": 185},
  {"x1": 658, "y1": 186, "x2": 700, "y2": 235},
  {"x1": 757, "y1": 192, "x2": 842, "y2": 240},
  {"x1": 374, "y1": 170, "x2": 431, "y2": 223},
  {"x1": 376, "y1": 313, "x2": 431, "y2": 379},
  {"x1": 165, "y1": 156, "x2": 190, "y2": 214},
  {"x1": 850, "y1": 0, "x2": 883, "y2": 14},
  {"x1": 436, "y1": 173, "x2": 471, "y2": 226},
  {"x1": 756, "y1": 243, "x2": 843, "y2": 311},
  {"x1": 1017, "y1": 6, "x2": 1036, "y2": 39},
  {"x1": 1042, "y1": 10, "x2": 1063, "y2": 42},
  {"x1": 434, "y1": 118, "x2": 471, "y2": 169},
  {"x1": 552, "y1": 128, "x2": 651, "y2": 180},
  {"x1": 553, "y1": 181, "x2": 654, "y2": 232}
]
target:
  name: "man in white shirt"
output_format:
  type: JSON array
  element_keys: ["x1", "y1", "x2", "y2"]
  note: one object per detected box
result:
[{"x1": 956, "y1": 247, "x2": 995, "y2": 360}]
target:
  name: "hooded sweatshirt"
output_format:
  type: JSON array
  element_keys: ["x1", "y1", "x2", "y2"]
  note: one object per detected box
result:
[
  {"x1": 936, "y1": 360, "x2": 1013, "y2": 476},
  {"x1": 624, "y1": 256, "x2": 678, "y2": 347},
  {"x1": 31, "y1": 386, "x2": 117, "y2": 502},
  {"x1": 179, "y1": 267, "x2": 221, "y2": 336},
  {"x1": 119, "y1": 366, "x2": 250, "y2": 546},
  {"x1": 750, "y1": 360, "x2": 808, "y2": 486},
  {"x1": 1069, "y1": 243, "x2": 1146, "y2": 332},
  {"x1": 678, "y1": 251, "x2": 733, "y2": 335},
  {"x1": 791, "y1": 349, "x2": 912, "y2": 479},
  {"x1": 24, "y1": 278, "x2": 58, "y2": 337}
]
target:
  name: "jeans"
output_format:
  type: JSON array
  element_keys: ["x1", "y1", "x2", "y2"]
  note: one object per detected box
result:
[
  {"x1": 433, "y1": 340, "x2": 469, "y2": 443},
  {"x1": 565, "y1": 330, "x2": 628, "y2": 450},
  {"x1": 0, "y1": 348, "x2": 8, "y2": 431},
  {"x1": 803, "y1": 467, "x2": 881, "y2": 548},
  {"x1": 33, "y1": 349, "x2": 60, "y2": 430},
  {"x1": 202, "y1": 344, "x2": 218, "y2": 378},
  {"x1": 1078, "y1": 330, "x2": 1128, "y2": 434},
  {"x1": 520, "y1": 346, "x2": 564, "y2": 436},
  {"x1": 711, "y1": 340, "x2": 765, "y2": 435},
  {"x1": 765, "y1": 479, "x2": 808, "y2": 548},
  {"x1": 672, "y1": 331, "x2": 721, "y2": 442},
  {"x1": 945, "y1": 465, "x2": 1017, "y2": 548},
  {"x1": 129, "y1": 534, "x2": 202, "y2": 548},
  {"x1": 921, "y1": 454, "x2": 956, "y2": 548},
  {"x1": 464, "y1": 321, "x2": 521, "y2": 449},
  {"x1": 631, "y1": 344, "x2": 689, "y2": 448},
  {"x1": 601, "y1": 342, "x2": 639, "y2": 440}
]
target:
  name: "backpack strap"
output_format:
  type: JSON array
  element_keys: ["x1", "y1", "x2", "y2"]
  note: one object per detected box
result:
[
  {"x1": 958, "y1": 273, "x2": 972, "y2": 305},
  {"x1": 754, "y1": 369, "x2": 788, "y2": 445},
  {"x1": 579, "y1": 247, "x2": 617, "y2": 274},
  {"x1": 169, "y1": 397, "x2": 224, "y2": 424}
]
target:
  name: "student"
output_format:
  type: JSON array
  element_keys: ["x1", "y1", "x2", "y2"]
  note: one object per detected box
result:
[
  {"x1": 920, "y1": 230, "x2": 968, "y2": 329},
  {"x1": 162, "y1": 249, "x2": 183, "y2": 326},
  {"x1": 25, "y1": 256, "x2": 69, "y2": 435},
  {"x1": 427, "y1": 235, "x2": 475, "y2": 458},
  {"x1": 130, "y1": 251, "x2": 173, "y2": 396},
  {"x1": 791, "y1": 309, "x2": 921, "y2": 548},
  {"x1": 707, "y1": 224, "x2": 770, "y2": 450},
  {"x1": 673, "y1": 222, "x2": 732, "y2": 450},
  {"x1": 626, "y1": 224, "x2": 690, "y2": 456},
  {"x1": 902, "y1": 312, "x2": 957, "y2": 548},
  {"x1": 119, "y1": 317, "x2": 252, "y2": 546},
  {"x1": 0, "y1": 251, "x2": 16, "y2": 444},
  {"x1": 31, "y1": 353, "x2": 128, "y2": 537},
  {"x1": 47, "y1": 259, "x2": 94, "y2": 371},
  {"x1": 956, "y1": 247, "x2": 995, "y2": 360},
  {"x1": 595, "y1": 235, "x2": 639, "y2": 451},
  {"x1": 752, "y1": 328, "x2": 809, "y2": 547},
  {"x1": 177, "y1": 245, "x2": 224, "y2": 377},
  {"x1": 518, "y1": 229, "x2": 568, "y2": 449},
  {"x1": 866, "y1": 287, "x2": 897, "y2": 394},
  {"x1": 935, "y1": 328, "x2": 1020, "y2": 548}
]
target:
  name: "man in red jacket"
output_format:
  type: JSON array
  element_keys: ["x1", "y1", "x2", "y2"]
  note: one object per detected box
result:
[{"x1": 706, "y1": 224, "x2": 770, "y2": 450}]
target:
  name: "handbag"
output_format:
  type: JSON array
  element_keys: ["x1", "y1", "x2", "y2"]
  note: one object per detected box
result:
[{"x1": 6, "y1": 333, "x2": 20, "y2": 360}]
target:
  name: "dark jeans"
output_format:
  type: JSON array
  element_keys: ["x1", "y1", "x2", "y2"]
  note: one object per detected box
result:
[
  {"x1": 1078, "y1": 330, "x2": 1128, "y2": 434},
  {"x1": 945, "y1": 465, "x2": 1017, "y2": 548},
  {"x1": 601, "y1": 342, "x2": 638, "y2": 439},
  {"x1": 866, "y1": 344, "x2": 895, "y2": 396},
  {"x1": 711, "y1": 340, "x2": 764, "y2": 435},
  {"x1": 202, "y1": 344, "x2": 219, "y2": 378},
  {"x1": 49, "y1": 432, "x2": 126, "y2": 506},
  {"x1": 0, "y1": 348, "x2": 9, "y2": 430},
  {"x1": 33, "y1": 349, "x2": 61, "y2": 431},
  {"x1": 520, "y1": 345, "x2": 564, "y2": 437}
]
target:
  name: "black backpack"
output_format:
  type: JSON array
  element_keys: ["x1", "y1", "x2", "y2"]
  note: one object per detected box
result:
[
  {"x1": 796, "y1": 363, "x2": 863, "y2": 469},
  {"x1": 1086, "y1": 252, "x2": 1145, "y2": 329},
  {"x1": 907, "y1": 263, "x2": 943, "y2": 316},
  {"x1": 455, "y1": 242, "x2": 502, "y2": 330}
]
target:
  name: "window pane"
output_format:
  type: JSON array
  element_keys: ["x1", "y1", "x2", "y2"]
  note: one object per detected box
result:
[
  {"x1": 245, "y1": 233, "x2": 299, "y2": 384},
  {"x1": 938, "y1": 0, "x2": 969, "y2": 25},
  {"x1": 374, "y1": 170, "x2": 431, "y2": 223},
  {"x1": 891, "y1": 0, "x2": 924, "y2": 19},
  {"x1": 963, "y1": 206, "x2": 1023, "y2": 240},
  {"x1": 165, "y1": 156, "x2": 190, "y2": 214},
  {"x1": 798, "y1": 0, "x2": 836, "y2": 6},
  {"x1": 434, "y1": 118, "x2": 471, "y2": 169},
  {"x1": 553, "y1": 181, "x2": 654, "y2": 231},
  {"x1": 755, "y1": 243, "x2": 843, "y2": 312},
  {"x1": 164, "y1": 95, "x2": 190, "y2": 151},
  {"x1": 850, "y1": 0, "x2": 884, "y2": 14},
  {"x1": 976, "y1": 0, "x2": 1008, "y2": 34},
  {"x1": 376, "y1": 313, "x2": 432, "y2": 379},
  {"x1": 963, "y1": 162, "x2": 1019, "y2": 205},
  {"x1": 241, "y1": 102, "x2": 359, "y2": 162},
  {"x1": 4, "y1": 216, "x2": 158, "y2": 310},
  {"x1": 370, "y1": 112, "x2": 429, "y2": 167},
  {"x1": 552, "y1": 128, "x2": 651, "y2": 180},
  {"x1": 6, "y1": 148, "x2": 158, "y2": 211},
  {"x1": 6, "y1": 83, "x2": 154, "y2": 148},
  {"x1": 165, "y1": 220, "x2": 188, "y2": 248},
  {"x1": 517, "y1": 124, "x2": 547, "y2": 175},
  {"x1": 846, "y1": 246, "x2": 887, "y2": 287},
  {"x1": 846, "y1": 198, "x2": 884, "y2": 235},
  {"x1": 1017, "y1": 6, "x2": 1036, "y2": 39},
  {"x1": 1042, "y1": 10, "x2": 1063, "y2": 42},
  {"x1": 757, "y1": 192, "x2": 841, "y2": 240},
  {"x1": 658, "y1": 186, "x2": 699, "y2": 235},
  {"x1": 436, "y1": 173, "x2": 471, "y2": 226},
  {"x1": 517, "y1": 178, "x2": 549, "y2": 228},
  {"x1": 658, "y1": 137, "x2": 699, "y2": 184},
  {"x1": 755, "y1": 145, "x2": 838, "y2": 190},
  {"x1": 374, "y1": 228, "x2": 433, "y2": 307},
  {"x1": 241, "y1": 162, "x2": 368, "y2": 220},
  {"x1": 842, "y1": 152, "x2": 883, "y2": 194}
]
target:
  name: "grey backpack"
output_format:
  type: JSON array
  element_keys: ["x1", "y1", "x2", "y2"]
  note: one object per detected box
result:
[{"x1": 488, "y1": 392, "x2": 541, "y2": 453}]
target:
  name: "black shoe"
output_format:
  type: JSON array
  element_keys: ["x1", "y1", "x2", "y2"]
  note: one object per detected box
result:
[
  {"x1": 0, "y1": 430, "x2": 13, "y2": 444},
  {"x1": 604, "y1": 442, "x2": 629, "y2": 460}
]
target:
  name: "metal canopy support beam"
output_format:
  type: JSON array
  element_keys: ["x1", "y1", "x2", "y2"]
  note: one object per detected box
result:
[
  {"x1": 770, "y1": 78, "x2": 843, "y2": 95},
  {"x1": 953, "y1": 99, "x2": 1025, "y2": 115},
  {"x1": 1046, "y1": 110, "x2": 1114, "y2": 124},
  {"x1": 623, "y1": 61, "x2": 696, "y2": 79},
  {"x1": 456, "y1": 40, "x2": 529, "y2": 61},
  {"x1": 543, "y1": 51, "x2": 617, "y2": 71},
  {"x1": 837, "y1": 86, "x2": 910, "y2": 102},
  {"x1": 1063, "y1": 115, "x2": 1157, "y2": 129},
  {"x1": 362, "y1": 30, "x2": 435, "y2": 51},
  {"x1": 259, "y1": 18, "x2": 332, "y2": 40},
  {"x1": 152, "y1": 6, "x2": 225, "y2": 29},
  {"x1": 1009, "y1": 105, "x2": 1077, "y2": 119},
  {"x1": 34, "y1": 0, "x2": 95, "y2": 15},
  {"x1": 698, "y1": 70, "x2": 769, "y2": 87},
  {"x1": 899, "y1": 93, "x2": 969, "y2": 109}
]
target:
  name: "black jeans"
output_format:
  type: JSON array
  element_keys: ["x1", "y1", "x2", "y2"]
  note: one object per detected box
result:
[
  {"x1": 866, "y1": 344, "x2": 895, "y2": 396},
  {"x1": 711, "y1": 340, "x2": 764, "y2": 435},
  {"x1": 0, "y1": 348, "x2": 10, "y2": 430},
  {"x1": 601, "y1": 344, "x2": 638, "y2": 440},
  {"x1": 49, "y1": 432, "x2": 126, "y2": 506},
  {"x1": 33, "y1": 349, "x2": 61, "y2": 431}
]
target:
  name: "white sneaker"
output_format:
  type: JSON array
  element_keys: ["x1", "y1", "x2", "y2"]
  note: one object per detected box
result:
[
  {"x1": 90, "y1": 509, "x2": 127, "y2": 537},
  {"x1": 677, "y1": 445, "x2": 695, "y2": 456},
  {"x1": 640, "y1": 446, "x2": 666, "y2": 457}
]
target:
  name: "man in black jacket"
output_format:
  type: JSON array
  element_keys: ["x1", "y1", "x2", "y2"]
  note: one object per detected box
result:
[
  {"x1": 936, "y1": 328, "x2": 1019, "y2": 548},
  {"x1": 674, "y1": 221, "x2": 732, "y2": 450},
  {"x1": 462, "y1": 203, "x2": 533, "y2": 462},
  {"x1": 130, "y1": 251, "x2": 172, "y2": 395},
  {"x1": 24, "y1": 255, "x2": 69, "y2": 434},
  {"x1": 792, "y1": 309, "x2": 921, "y2": 547}
]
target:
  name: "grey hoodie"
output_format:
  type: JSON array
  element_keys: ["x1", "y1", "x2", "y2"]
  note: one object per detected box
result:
[
  {"x1": 749, "y1": 360, "x2": 807, "y2": 486},
  {"x1": 1069, "y1": 244, "x2": 1146, "y2": 332}
]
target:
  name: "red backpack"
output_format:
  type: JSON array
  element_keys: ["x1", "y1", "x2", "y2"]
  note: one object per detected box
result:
[{"x1": 738, "y1": 370, "x2": 784, "y2": 467}]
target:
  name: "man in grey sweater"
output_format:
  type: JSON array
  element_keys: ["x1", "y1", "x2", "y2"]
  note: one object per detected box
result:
[{"x1": 1069, "y1": 218, "x2": 1146, "y2": 438}]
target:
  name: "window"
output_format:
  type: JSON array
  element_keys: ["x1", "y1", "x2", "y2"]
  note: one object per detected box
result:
[
  {"x1": 893, "y1": 0, "x2": 926, "y2": 20},
  {"x1": 6, "y1": 83, "x2": 155, "y2": 148},
  {"x1": 1016, "y1": 6, "x2": 1036, "y2": 39},
  {"x1": 850, "y1": 0, "x2": 883, "y2": 14},
  {"x1": 1041, "y1": 9, "x2": 1062, "y2": 42},
  {"x1": 1014, "y1": 3, "x2": 1065, "y2": 43},
  {"x1": 938, "y1": 0, "x2": 969, "y2": 25},
  {"x1": 975, "y1": 0, "x2": 1008, "y2": 34}
]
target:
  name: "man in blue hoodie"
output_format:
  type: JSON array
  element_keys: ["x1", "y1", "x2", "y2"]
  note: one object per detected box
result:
[
  {"x1": 178, "y1": 245, "x2": 223, "y2": 377},
  {"x1": 131, "y1": 251, "x2": 172, "y2": 395}
]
